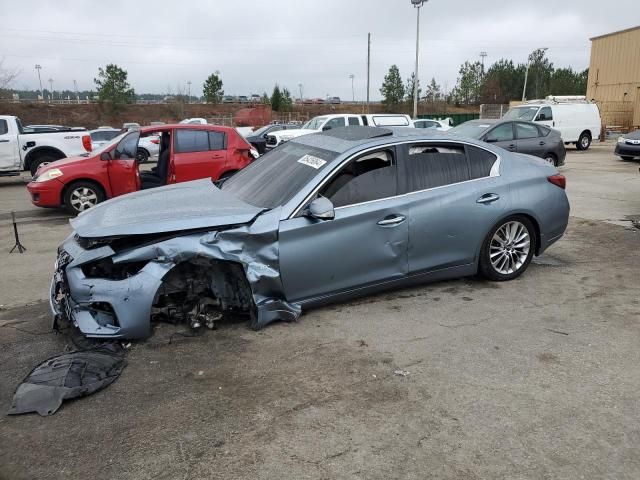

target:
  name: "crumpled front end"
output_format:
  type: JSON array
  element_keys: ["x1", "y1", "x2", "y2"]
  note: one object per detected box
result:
[{"x1": 51, "y1": 209, "x2": 301, "y2": 339}]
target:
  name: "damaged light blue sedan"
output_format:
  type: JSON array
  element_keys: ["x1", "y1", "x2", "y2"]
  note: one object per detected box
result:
[{"x1": 51, "y1": 126, "x2": 570, "y2": 339}]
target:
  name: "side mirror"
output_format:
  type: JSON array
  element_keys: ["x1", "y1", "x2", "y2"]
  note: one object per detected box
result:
[
  {"x1": 307, "y1": 197, "x2": 335, "y2": 220},
  {"x1": 485, "y1": 137, "x2": 497, "y2": 143},
  {"x1": 322, "y1": 125, "x2": 332, "y2": 131},
  {"x1": 100, "y1": 151, "x2": 111, "y2": 161}
]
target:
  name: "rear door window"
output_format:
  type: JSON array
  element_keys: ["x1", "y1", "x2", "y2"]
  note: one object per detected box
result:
[
  {"x1": 466, "y1": 145, "x2": 498, "y2": 179},
  {"x1": 175, "y1": 129, "x2": 210, "y2": 153},
  {"x1": 208, "y1": 131, "x2": 226, "y2": 150},
  {"x1": 348, "y1": 117, "x2": 360, "y2": 126},
  {"x1": 516, "y1": 122, "x2": 540, "y2": 139},
  {"x1": 0, "y1": 119, "x2": 7, "y2": 135},
  {"x1": 399, "y1": 143, "x2": 470, "y2": 194}
]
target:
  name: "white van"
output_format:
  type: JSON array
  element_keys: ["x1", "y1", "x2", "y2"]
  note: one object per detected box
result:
[{"x1": 503, "y1": 96, "x2": 601, "y2": 150}]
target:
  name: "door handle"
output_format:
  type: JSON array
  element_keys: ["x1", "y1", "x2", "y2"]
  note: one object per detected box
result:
[
  {"x1": 377, "y1": 215, "x2": 406, "y2": 226},
  {"x1": 508, "y1": 144, "x2": 516, "y2": 150},
  {"x1": 0, "y1": 139, "x2": 9, "y2": 143},
  {"x1": 539, "y1": 141, "x2": 545, "y2": 146},
  {"x1": 477, "y1": 193, "x2": 500, "y2": 204}
]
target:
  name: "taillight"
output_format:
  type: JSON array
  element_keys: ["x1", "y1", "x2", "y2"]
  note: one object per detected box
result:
[
  {"x1": 151, "y1": 139, "x2": 159, "y2": 144},
  {"x1": 547, "y1": 174, "x2": 566, "y2": 189},
  {"x1": 82, "y1": 135, "x2": 92, "y2": 152}
]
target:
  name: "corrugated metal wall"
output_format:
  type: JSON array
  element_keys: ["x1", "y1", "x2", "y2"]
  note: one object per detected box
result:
[{"x1": 586, "y1": 26, "x2": 640, "y2": 128}]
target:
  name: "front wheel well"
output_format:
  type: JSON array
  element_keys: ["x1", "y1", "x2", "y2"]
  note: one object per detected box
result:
[{"x1": 61, "y1": 179, "x2": 106, "y2": 205}]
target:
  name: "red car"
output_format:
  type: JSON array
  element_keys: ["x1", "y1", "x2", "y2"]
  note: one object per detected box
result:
[{"x1": 27, "y1": 124, "x2": 256, "y2": 214}]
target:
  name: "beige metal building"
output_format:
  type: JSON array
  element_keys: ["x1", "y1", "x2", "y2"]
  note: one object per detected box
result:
[{"x1": 587, "y1": 25, "x2": 640, "y2": 129}]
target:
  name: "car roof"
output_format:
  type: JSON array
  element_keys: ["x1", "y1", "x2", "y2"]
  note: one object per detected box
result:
[
  {"x1": 140, "y1": 124, "x2": 236, "y2": 134},
  {"x1": 292, "y1": 126, "x2": 488, "y2": 154}
]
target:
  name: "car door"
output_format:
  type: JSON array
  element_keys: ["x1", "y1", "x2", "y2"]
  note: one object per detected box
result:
[
  {"x1": 515, "y1": 122, "x2": 546, "y2": 158},
  {"x1": 172, "y1": 129, "x2": 228, "y2": 182},
  {"x1": 0, "y1": 119, "x2": 19, "y2": 170},
  {"x1": 484, "y1": 122, "x2": 516, "y2": 152},
  {"x1": 278, "y1": 147, "x2": 408, "y2": 303},
  {"x1": 398, "y1": 141, "x2": 509, "y2": 275},
  {"x1": 107, "y1": 131, "x2": 140, "y2": 197}
]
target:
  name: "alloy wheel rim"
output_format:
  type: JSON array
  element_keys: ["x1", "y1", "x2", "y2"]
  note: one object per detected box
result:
[
  {"x1": 545, "y1": 156, "x2": 555, "y2": 165},
  {"x1": 581, "y1": 137, "x2": 589, "y2": 148},
  {"x1": 70, "y1": 187, "x2": 98, "y2": 211},
  {"x1": 489, "y1": 221, "x2": 530, "y2": 275}
]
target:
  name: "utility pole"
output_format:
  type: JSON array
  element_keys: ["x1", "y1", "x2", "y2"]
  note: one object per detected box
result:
[
  {"x1": 187, "y1": 81, "x2": 191, "y2": 103},
  {"x1": 411, "y1": 0, "x2": 428, "y2": 119},
  {"x1": 48, "y1": 78, "x2": 54, "y2": 101},
  {"x1": 349, "y1": 74, "x2": 355, "y2": 102},
  {"x1": 34, "y1": 65, "x2": 43, "y2": 101},
  {"x1": 73, "y1": 79, "x2": 78, "y2": 103},
  {"x1": 298, "y1": 83, "x2": 303, "y2": 102},
  {"x1": 522, "y1": 47, "x2": 547, "y2": 102},
  {"x1": 366, "y1": 33, "x2": 371, "y2": 113},
  {"x1": 479, "y1": 51, "x2": 487, "y2": 76}
]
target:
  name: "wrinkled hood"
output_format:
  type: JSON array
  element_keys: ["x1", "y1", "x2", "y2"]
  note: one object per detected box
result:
[{"x1": 71, "y1": 179, "x2": 264, "y2": 238}]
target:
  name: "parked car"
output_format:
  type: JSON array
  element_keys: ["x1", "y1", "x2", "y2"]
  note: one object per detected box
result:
[
  {"x1": 238, "y1": 96, "x2": 249, "y2": 103},
  {"x1": 136, "y1": 132, "x2": 161, "y2": 163},
  {"x1": 0, "y1": 115, "x2": 92, "y2": 176},
  {"x1": 222, "y1": 96, "x2": 236, "y2": 103},
  {"x1": 265, "y1": 113, "x2": 412, "y2": 149},
  {"x1": 502, "y1": 96, "x2": 601, "y2": 150},
  {"x1": 412, "y1": 118, "x2": 452, "y2": 131},
  {"x1": 250, "y1": 94, "x2": 261, "y2": 103},
  {"x1": 26, "y1": 124, "x2": 257, "y2": 214},
  {"x1": 614, "y1": 130, "x2": 640, "y2": 160},
  {"x1": 179, "y1": 118, "x2": 207, "y2": 125},
  {"x1": 49, "y1": 126, "x2": 569, "y2": 340},
  {"x1": 328, "y1": 97, "x2": 341, "y2": 104},
  {"x1": 89, "y1": 127, "x2": 121, "y2": 151},
  {"x1": 245, "y1": 124, "x2": 302, "y2": 154},
  {"x1": 122, "y1": 122, "x2": 140, "y2": 130},
  {"x1": 448, "y1": 119, "x2": 566, "y2": 166}
]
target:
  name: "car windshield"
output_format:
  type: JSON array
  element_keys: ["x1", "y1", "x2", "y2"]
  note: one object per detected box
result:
[
  {"x1": 503, "y1": 107, "x2": 539, "y2": 121},
  {"x1": 301, "y1": 116, "x2": 327, "y2": 130},
  {"x1": 221, "y1": 141, "x2": 338, "y2": 208},
  {"x1": 250, "y1": 125, "x2": 272, "y2": 137},
  {"x1": 92, "y1": 131, "x2": 129, "y2": 154},
  {"x1": 449, "y1": 122, "x2": 493, "y2": 139}
]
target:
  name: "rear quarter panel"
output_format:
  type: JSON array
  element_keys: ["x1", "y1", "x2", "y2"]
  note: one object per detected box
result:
[{"x1": 501, "y1": 153, "x2": 570, "y2": 253}]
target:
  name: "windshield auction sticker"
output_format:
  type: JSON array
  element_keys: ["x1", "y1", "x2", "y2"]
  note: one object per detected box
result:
[{"x1": 297, "y1": 155, "x2": 327, "y2": 169}]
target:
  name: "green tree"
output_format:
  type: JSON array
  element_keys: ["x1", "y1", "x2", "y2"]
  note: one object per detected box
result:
[
  {"x1": 405, "y1": 72, "x2": 422, "y2": 105},
  {"x1": 453, "y1": 60, "x2": 483, "y2": 104},
  {"x1": 482, "y1": 59, "x2": 525, "y2": 103},
  {"x1": 380, "y1": 65, "x2": 405, "y2": 108},
  {"x1": 424, "y1": 77, "x2": 441, "y2": 103},
  {"x1": 271, "y1": 84, "x2": 285, "y2": 111},
  {"x1": 280, "y1": 87, "x2": 293, "y2": 111},
  {"x1": 261, "y1": 91, "x2": 270, "y2": 104},
  {"x1": 203, "y1": 72, "x2": 224, "y2": 103},
  {"x1": 525, "y1": 48, "x2": 553, "y2": 99},
  {"x1": 93, "y1": 64, "x2": 135, "y2": 107},
  {"x1": 549, "y1": 67, "x2": 588, "y2": 95}
]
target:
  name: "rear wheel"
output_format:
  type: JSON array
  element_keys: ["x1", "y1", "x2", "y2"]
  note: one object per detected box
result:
[
  {"x1": 544, "y1": 153, "x2": 557, "y2": 166},
  {"x1": 479, "y1": 216, "x2": 536, "y2": 281},
  {"x1": 63, "y1": 181, "x2": 105, "y2": 215},
  {"x1": 576, "y1": 131, "x2": 591, "y2": 151},
  {"x1": 30, "y1": 155, "x2": 59, "y2": 176},
  {"x1": 136, "y1": 148, "x2": 150, "y2": 164}
]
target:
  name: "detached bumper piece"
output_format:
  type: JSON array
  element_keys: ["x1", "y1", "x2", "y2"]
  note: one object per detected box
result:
[{"x1": 8, "y1": 348, "x2": 126, "y2": 416}]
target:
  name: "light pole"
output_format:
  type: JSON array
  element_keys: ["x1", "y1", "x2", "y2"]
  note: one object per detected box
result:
[
  {"x1": 34, "y1": 65, "x2": 43, "y2": 101},
  {"x1": 411, "y1": 0, "x2": 428, "y2": 119},
  {"x1": 187, "y1": 81, "x2": 191, "y2": 104},
  {"x1": 298, "y1": 83, "x2": 303, "y2": 102},
  {"x1": 48, "y1": 78, "x2": 54, "y2": 101},
  {"x1": 73, "y1": 79, "x2": 78, "y2": 102},
  {"x1": 349, "y1": 74, "x2": 355, "y2": 102},
  {"x1": 522, "y1": 47, "x2": 547, "y2": 101}
]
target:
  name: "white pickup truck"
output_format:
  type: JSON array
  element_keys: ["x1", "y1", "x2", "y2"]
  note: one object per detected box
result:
[
  {"x1": 265, "y1": 113, "x2": 412, "y2": 149},
  {"x1": 0, "y1": 115, "x2": 92, "y2": 176}
]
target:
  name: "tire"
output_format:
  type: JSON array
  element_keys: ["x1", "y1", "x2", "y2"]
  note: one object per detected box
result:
[
  {"x1": 219, "y1": 170, "x2": 237, "y2": 180},
  {"x1": 63, "y1": 181, "x2": 105, "y2": 215},
  {"x1": 136, "y1": 148, "x2": 150, "y2": 164},
  {"x1": 621, "y1": 156, "x2": 635, "y2": 161},
  {"x1": 30, "y1": 155, "x2": 59, "y2": 176},
  {"x1": 544, "y1": 153, "x2": 557, "y2": 166},
  {"x1": 478, "y1": 215, "x2": 536, "y2": 282},
  {"x1": 576, "y1": 131, "x2": 591, "y2": 151}
]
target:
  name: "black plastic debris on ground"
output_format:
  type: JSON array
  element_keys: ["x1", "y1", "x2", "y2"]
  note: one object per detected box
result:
[{"x1": 8, "y1": 342, "x2": 126, "y2": 417}]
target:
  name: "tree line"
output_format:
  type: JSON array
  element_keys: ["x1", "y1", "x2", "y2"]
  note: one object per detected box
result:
[{"x1": 380, "y1": 48, "x2": 588, "y2": 108}]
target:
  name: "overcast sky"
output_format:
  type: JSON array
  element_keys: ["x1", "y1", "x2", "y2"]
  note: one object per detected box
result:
[{"x1": 0, "y1": 0, "x2": 636, "y2": 100}]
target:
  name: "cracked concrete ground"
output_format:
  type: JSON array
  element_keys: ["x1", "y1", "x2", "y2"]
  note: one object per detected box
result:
[{"x1": 1, "y1": 145, "x2": 639, "y2": 479}]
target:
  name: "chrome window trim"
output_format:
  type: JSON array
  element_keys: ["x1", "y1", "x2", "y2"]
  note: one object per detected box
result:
[{"x1": 288, "y1": 139, "x2": 501, "y2": 219}]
